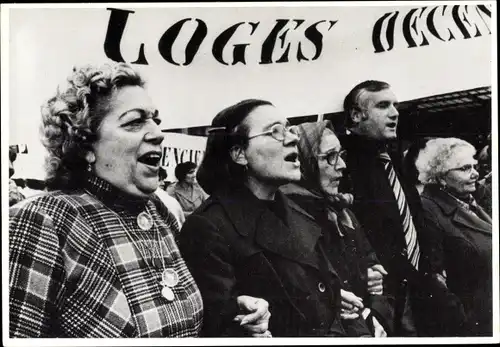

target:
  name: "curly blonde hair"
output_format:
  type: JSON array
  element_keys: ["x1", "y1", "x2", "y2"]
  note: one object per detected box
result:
[
  {"x1": 40, "y1": 63, "x2": 145, "y2": 190},
  {"x1": 415, "y1": 137, "x2": 476, "y2": 185}
]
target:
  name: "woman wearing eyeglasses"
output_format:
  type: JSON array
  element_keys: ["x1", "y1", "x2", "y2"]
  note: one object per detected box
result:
[
  {"x1": 280, "y1": 121, "x2": 393, "y2": 337},
  {"x1": 415, "y1": 137, "x2": 492, "y2": 336},
  {"x1": 178, "y1": 99, "x2": 347, "y2": 337}
]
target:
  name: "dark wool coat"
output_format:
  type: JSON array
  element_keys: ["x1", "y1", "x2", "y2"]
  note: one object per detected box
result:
[
  {"x1": 179, "y1": 185, "x2": 348, "y2": 337},
  {"x1": 420, "y1": 185, "x2": 492, "y2": 336},
  {"x1": 281, "y1": 183, "x2": 396, "y2": 336}
]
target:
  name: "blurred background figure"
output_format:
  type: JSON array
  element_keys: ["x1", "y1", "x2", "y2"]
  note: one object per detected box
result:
[
  {"x1": 402, "y1": 138, "x2": 434, "y2": 195},
  {"x1": 167, "y1": 161, "x2": 208, "y2": 217},
  {"x1": 155, "y1": 167, "x2": 186, "y2": 228},
  {"x1": 158, "y1": 165, "x2": 173, "y2": 190},
  {"x1": 474, "y1": 133, "x2": 492, "y2": 216},
  {"x1": 415, "y1": 137, "x2": 492, "y2": 336},
  {"x1": 9, "y1": 145, "x2": 25, "y2": 206}
]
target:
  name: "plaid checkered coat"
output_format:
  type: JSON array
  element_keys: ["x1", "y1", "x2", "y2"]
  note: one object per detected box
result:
[{"x1": 9, "y1": 175, "x2": 203, "y2": 337}]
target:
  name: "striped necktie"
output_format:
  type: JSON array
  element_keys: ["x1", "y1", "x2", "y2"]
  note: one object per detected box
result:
[{"x1": 379, "y1": 152, "x2": 421, "y2": 270}]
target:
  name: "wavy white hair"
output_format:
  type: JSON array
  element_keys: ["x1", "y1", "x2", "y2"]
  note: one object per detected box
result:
[{"x1": 415, "y1": 137, "x2": 476, "y2": 184}]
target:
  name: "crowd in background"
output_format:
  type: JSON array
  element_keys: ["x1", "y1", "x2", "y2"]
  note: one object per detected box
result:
[{"x1": 8, "y1": 62, "x2": 493, "y2": 338}]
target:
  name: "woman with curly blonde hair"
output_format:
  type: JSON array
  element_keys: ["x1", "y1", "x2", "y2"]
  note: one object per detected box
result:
[{"x1": 9, "y1": 63, "x2": 270, "y2": 338}]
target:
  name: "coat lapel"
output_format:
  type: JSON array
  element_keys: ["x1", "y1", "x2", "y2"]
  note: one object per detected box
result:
[
  {"x1": 216, "y1": 187, "x2": 323, "y2": 271},
  {"x1": 452, "y1": 207, "x2": 492, "y2": 235},
  {"x1": 423, "y1": 186, "x2": 492, "y2": 236},
  {"x1": 254, "y1": 195, "x2": 323, "y2": 271}
]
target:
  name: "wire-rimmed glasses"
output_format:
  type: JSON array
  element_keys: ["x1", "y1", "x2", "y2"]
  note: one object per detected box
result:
[{"x1": 248, "y1": 123, "x2": 300, "y2": 142}]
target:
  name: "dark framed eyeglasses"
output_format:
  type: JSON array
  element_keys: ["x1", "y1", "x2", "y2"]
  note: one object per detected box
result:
[
  {"x1": 316, "y1": 149, "x2": 347, "y2": 166},
  {"x1": 447, "y1": 164, "x2": 479, "y2": 174},
  {"x1": 248, "y1": 123, "x2": 300, "y2": 142}
]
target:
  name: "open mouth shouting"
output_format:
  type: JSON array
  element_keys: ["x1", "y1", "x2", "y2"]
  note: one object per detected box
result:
[
  {"x1": 284, "y1": 152, "x2": 300, "y2": 167},
  {"x1": 138, "y1": 151, "x2": 162, "y2": 171},
  {"x1": 386, "y1": 122, "x2": 397, "y2": 130}
]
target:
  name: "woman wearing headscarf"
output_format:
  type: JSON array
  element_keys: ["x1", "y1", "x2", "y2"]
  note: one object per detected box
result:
[
  {"x1": 280, "y1": 120, "x2": 393, "y2": 337},
  {"x1": 9, "y1": 63, "x2": 269, "y2": 338},
  {"x1": 415, "y1": 137, "x2": 492, "y2": 336},
  {"x1": 179, "y1": 99, "x2": 348, "y2": 337}
]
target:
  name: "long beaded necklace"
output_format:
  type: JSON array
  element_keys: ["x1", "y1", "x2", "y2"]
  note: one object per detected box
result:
[
  {"x1": 85, "y1": 189, "x2": 179, "y2": 302},
  {"x1": 129, "y1": 210, "x2": 180, "y2": 302}
]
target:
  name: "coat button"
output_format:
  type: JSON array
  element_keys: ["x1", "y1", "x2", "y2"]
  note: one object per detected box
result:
[{"x1": 318, "y1": 282, "x2": 326, "y2": 293}]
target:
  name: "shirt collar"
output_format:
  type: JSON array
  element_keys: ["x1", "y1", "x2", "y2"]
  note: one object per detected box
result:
[{"x1": 83, "y1": 173, "x2": 150, "y2": 214}]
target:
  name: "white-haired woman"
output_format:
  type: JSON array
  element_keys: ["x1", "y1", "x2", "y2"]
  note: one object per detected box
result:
[{"x1": 415, "y1": 137, "x2": 492, "y2": 336}]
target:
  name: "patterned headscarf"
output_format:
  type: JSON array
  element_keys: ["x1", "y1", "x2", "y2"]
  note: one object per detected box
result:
[
  {"x1": 297, "y1": 120, "x2": 335, "y2": 196},
  {"x1": 296, "y1": 121, "x2": 354, "y2": 233}
]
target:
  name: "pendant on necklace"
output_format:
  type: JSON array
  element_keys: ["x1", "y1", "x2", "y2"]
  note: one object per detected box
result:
[
  {"x1": 161, "y1": 286, "x2": 175, "y2": 301},
  {"x1": 161, "y1": 268, "x2": 179, "y2": 288},
  {"x1": 160, "y1": 268, "x2": 179, "y2": 302},
  {"x1": 137, "y1": 211, "x2": 153, "y2": 231}
]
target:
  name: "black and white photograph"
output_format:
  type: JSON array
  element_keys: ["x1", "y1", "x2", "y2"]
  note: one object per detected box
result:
[{"x1": 1, "y1": 1, "x2": 497, "y2": 345}]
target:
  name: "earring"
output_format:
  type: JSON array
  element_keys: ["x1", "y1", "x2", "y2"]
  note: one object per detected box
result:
[{"x1": 85, "y1": 152, "x2": 95, "y2": 173}]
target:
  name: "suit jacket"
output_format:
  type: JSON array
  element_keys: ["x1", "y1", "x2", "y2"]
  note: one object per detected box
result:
[
  {"x1": 9, "y1": 174, "x2": 203, "y2": 337},
  {"x1": 178, "y1": 185, "x2": 348, "y2": 337},
  {"x1": 338, "y1": 134, "x2": 463, "y2": 336},
  {"x1": 420, "y1": 185, "x2": 492, "y2": 336},
  {"x1": 339, "y1": 135, "x2": 426, "y2": 289}
]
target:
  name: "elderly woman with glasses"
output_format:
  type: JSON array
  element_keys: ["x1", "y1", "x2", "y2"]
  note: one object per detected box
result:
[
  {"x1": 281, "y1": 121, "x2": 393, "y2": 337},
  {"x1": 9, "y1": 63, "x2": 269, "y2": 338},
  {"x1": 179, "y1": 99, "x2": 348, "y2": 337},
  {"x1": 415, "y1": 137, "x2": 492, "y2": 336}
]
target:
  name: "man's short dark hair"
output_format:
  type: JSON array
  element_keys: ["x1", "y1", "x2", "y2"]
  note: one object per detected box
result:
[
  {"x1": 175, "y1": 161, "x2": 197, "y2": 182},
  {"x1": 343, "y1": 80, "x2": 391, "y2": 129},
  {"x1": 158, "y1": 167, "x2": 168, "y2": 181}
]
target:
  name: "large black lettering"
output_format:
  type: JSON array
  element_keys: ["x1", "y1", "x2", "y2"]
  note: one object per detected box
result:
[
  {"x1": 161, "y1": 147, "x2": 169, "y2": 166},
  {"x1": 194, "y1": 151, "x2": 204, "y2": 164},
  {"x1": 476, "y1": 5, "x2": 492, "y2": 34},
  {"x1": 212, "y1": 22, "x2": 259, "y2": 65},
  {"x1": 372, "y1": 11, "x2": 399, "y2": 53},
  {"x1": 173, "y1": 148, "x2": 180, "y2": 165},
  {"x1": 452, "y1": 5, "x2": 474, "y2": 39},
  {"x1": 297, "y1": 20, "x2": 337, "y2": 62},
  {"x1": 179, "y1": 149, "x2": 187, "y2": 163},
  {"x1": 403, "y1": 7, "x2": 429, "y2": 48},
  {"x1": 426, "y1": 6, "x2": 448, "y2": 41},
  {"x1": 103, "y1": 8, "x2": 148, "y2": 64},
  {"x1": 158, "y1": 18, "x2": 208, "y2": 66},
  {"x1": 260, "y1": 20, "x2": 303, "y2": 64}
]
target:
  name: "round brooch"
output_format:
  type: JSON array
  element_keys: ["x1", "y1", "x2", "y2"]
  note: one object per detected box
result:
[
  {"x1": 137, "y1": 211, "x2": 153, "y2": 231},
  {"x1": 161, "y1": 268, "x2": 179, "y2": 288}
]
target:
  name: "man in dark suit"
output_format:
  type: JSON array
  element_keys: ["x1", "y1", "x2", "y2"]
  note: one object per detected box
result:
[{"x1": 338, "y1": 80, "x2": 458, "y2": 336}]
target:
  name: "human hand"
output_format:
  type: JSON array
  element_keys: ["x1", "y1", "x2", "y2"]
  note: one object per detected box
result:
[
  {"x1": 234, "y1": 295, "x2": 272, "y2": 337},
  {"x1": 372, "y1": 316, "x2": 387, "y2": 337},
  {"x1": 340, "y1": 289, "x2": 364, "y2": 320},
  {"x1": 367, "y1": 264, "x2": 388, "y2": 295}
]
